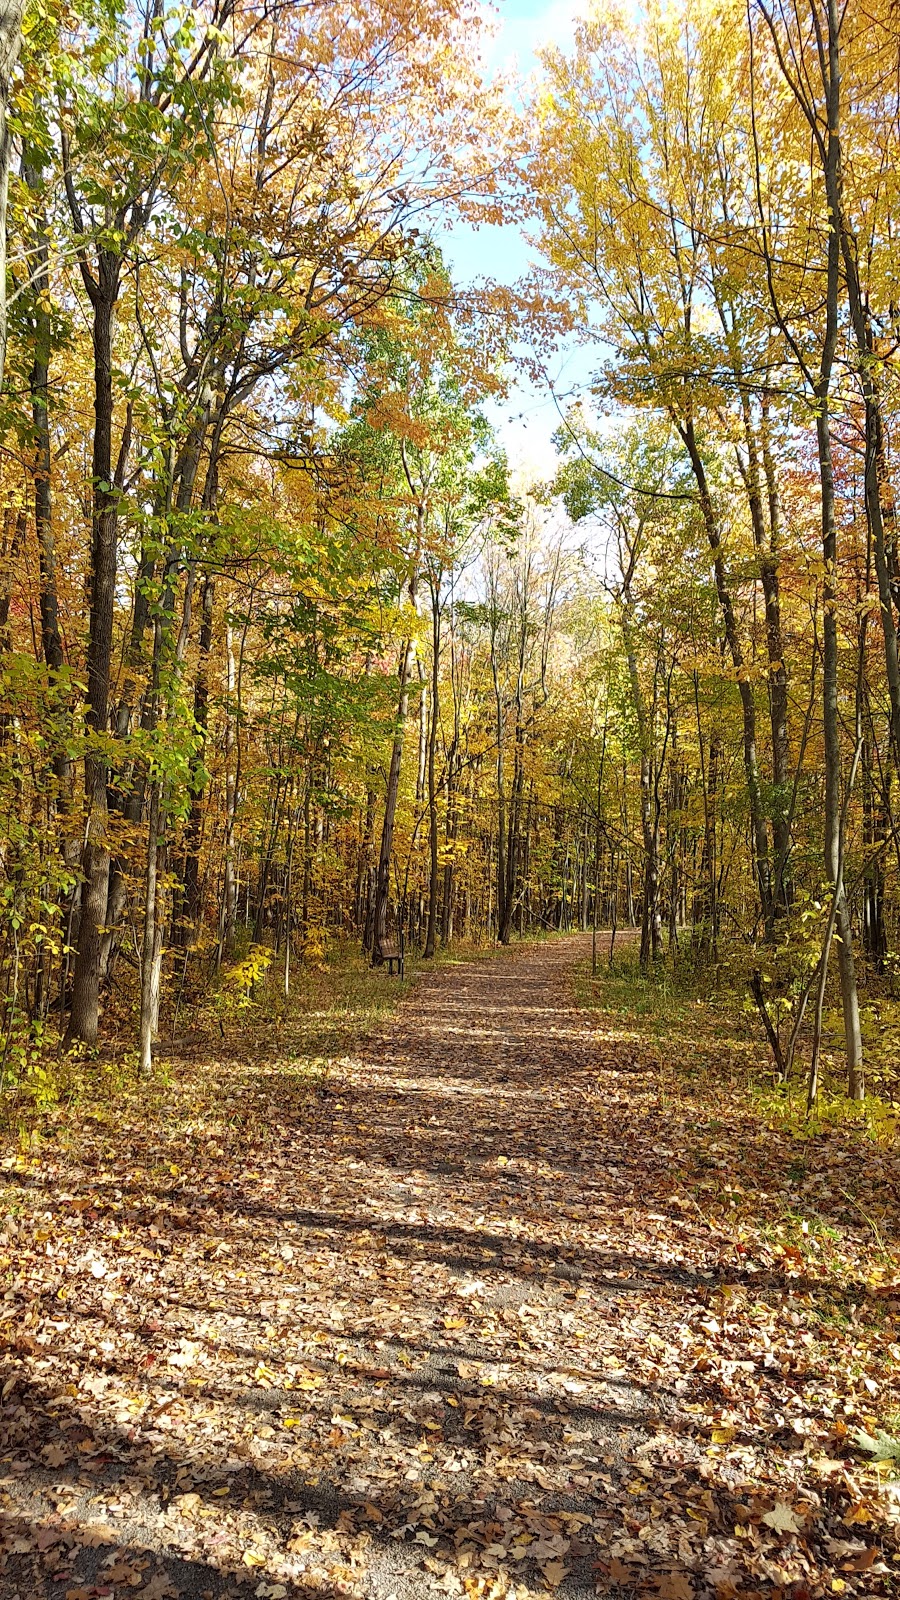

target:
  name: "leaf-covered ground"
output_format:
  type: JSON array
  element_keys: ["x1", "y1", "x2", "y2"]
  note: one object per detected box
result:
[{"x1": 2, "y1": 934, "x2": 900, "y2": 1600}]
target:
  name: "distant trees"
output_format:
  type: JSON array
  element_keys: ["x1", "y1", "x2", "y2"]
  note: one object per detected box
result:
[
  {"x1": 0, "y1": 0, "x2": 899, "y2": 1113},
  {"x1": 527, "y1": 0, "x2": 900, "y2": 1102}
]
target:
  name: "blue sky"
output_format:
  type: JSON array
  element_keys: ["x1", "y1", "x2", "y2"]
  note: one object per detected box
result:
[{"x1": 435, "y1": 0, "x2": 597, "y2": 486}]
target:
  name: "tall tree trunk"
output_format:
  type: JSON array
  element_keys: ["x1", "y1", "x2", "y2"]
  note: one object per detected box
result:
[
  {"x1": 743, "y1": 400, "x2": 791, "y2": 905},
  {"x1": 840, "y1": 237, "x2": 900, "y2": 771},
  {"x1": 816, "y1": 396, "x2": 864, "y2": 1097},
  {"x1": 0, "y1": 0, "x2": 23, "y2": 392},
  {"x1": 499, "y1": 710, "x2": 525, "y2": 944},
  {"x1": 492, "y1": 634, "x2": 507, "y2": 942},
  {"x1": 441, "y1": 743, "x2": 460, "y2": 945},
  {"x1": 757, "y1": 0, "x2": 864, "y2": 1096},
  {"x1": 373, "y1": 636, "x2": 414, "y2": 960},
  {"x1": 182, "y1": 575, "x2": 215, "y2": 934},
  {"x1": 139, "y1": 777, "x2": 162, "y2": 1076},
  {"x1": 814, "y1": 0, "x2": 864, "y2": 1098},
  {"x1": 620, "y1": 592, "x2": 661, "y2": 964},
  {"x1": 218, "y1": 620, "x2": 240, "y2": 964},
  {"x1": 713, "y1": 283, "x2": 792, "y2": 915},
  {"x1": 66, "y1": 261, "x2": 121, "y2": 1046},
  {"x1": 423, "y1": 582, "x2": 441, "y2": 959},
  {"x1": 23, "y1": 142, "x2": 75, "y2": 832},
  {"x1": 861, "y1": 712, "x2": 887, "y2": 972},
  {"x1": 758, "y1": 392, "x2": 792, "y2": 905},
  {"x1": 416, "y1": 659, "x2": 427, "y2": 803},
  {"x1": 695, "y1": 714, "x2": 721, "y2": 956},
  {"x1": 358, "y1": 774, "x2": 377, "y2": 949},
  {"x1": 679, "y1": 415, "x2": 773, "y2": 933},
  {"x1": 137, "y1": 551, "x2": 189, "y2": 1073}
]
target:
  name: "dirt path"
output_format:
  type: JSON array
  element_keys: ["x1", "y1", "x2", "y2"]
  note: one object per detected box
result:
[{"x1": 1, "y1": 934, "x2": 897, "y2": 1599}]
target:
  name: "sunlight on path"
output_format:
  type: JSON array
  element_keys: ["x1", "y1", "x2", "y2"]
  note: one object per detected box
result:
[{"x1": 2, "y1": 934, "x2": 893, "y2": 1600}]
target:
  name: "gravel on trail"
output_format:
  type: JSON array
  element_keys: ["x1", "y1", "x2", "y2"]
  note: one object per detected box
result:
[{"x1": 1, "y1": 933, "x2": 893, "y2": 1600}]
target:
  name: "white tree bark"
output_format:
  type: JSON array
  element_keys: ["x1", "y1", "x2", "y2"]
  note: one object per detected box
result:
[{"x1": 0, "y1": 0, "x2": 23, "y2": 392}]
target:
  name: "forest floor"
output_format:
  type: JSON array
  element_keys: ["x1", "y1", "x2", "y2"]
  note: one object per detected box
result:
[{"x1": 2, "y1": 933, "x2": 900, "y2": 1600}]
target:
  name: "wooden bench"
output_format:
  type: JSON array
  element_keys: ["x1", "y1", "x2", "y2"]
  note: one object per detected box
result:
[{"x1": 380, "y1": 940, "x2": 405, "y2": 978}]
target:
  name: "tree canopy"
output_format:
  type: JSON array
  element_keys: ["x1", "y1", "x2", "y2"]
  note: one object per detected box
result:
[{"x1": 0, "y1": 0, "x2": 897, "y2": 1114}]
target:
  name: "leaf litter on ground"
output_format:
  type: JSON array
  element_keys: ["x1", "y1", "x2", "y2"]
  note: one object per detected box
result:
[{"x1": 1, "y1": 934, "x2": 899, "y2": 1600}]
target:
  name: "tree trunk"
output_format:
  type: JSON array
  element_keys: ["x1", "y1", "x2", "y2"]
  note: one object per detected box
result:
[
  {"x1": 23, "y1": 142, "x2": 75, "y2": 834},
  {"x1": 373, "y1": 636, "x2": 414, "y2": 961},
  {"x1": 182, "y1": 575, "x2": 215, "y2": 934},
  {"x1": 0, "y1": 0, "x2": 23, "y2": 392},
  {"x1": 861, "y1": 716, "x2": 887, "y2": 971},
  {"x1": 66, "y1": 263, "x2": 121, "y2": 1046},
  {"x1": 139, "y1": 777, "x2": 163, "y2": 1076},
  {"x1": 218, "y1": 621, "x2": 240, "y2": 964},
  {"x1": 679, "y1": 415, "x2": 773, "y2": 933},
  {"x1": 423, "y1": 582, "x2": 441, "y2": 959},
  {"x1": 814, "y1": 0, "x2": 864, "y2": 1098},
  {"x1": 840, "y1": 237, "x2": 900, "y2": 771},
  {"x1": 817, "y1": 399, "x2": 864, "y2": 1099}
]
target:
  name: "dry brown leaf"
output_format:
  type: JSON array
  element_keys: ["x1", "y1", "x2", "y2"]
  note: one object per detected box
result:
[
  {"x1": 654, "y1": 1574, "x2": 695, "y2": 1600},
  {"x1": 541, "y1": 1561, "x2": 568, "y2": 1587}
]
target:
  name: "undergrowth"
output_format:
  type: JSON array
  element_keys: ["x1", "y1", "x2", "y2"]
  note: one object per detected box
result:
[
  {"x1": 2, "y1": 929, "x2": 544, "y2": 1149},
  {"x1": 575, "y1": 933, "x2": 900, "y2": 1147},
  {"x1": 2, "y1": 940, "x2": 413, "y2": 1149}
]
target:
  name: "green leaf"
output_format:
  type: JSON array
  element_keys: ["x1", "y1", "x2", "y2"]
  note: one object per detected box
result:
[{"x1": 852, "y1": 1428, "x2": 900, "y2": 1461}]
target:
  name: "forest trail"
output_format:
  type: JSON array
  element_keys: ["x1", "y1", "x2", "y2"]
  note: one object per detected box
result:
[{"x1": 1, "y1": 934, "x2": 898, "y2": 1600}]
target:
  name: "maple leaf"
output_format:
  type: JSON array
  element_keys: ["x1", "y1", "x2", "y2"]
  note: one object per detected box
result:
[
  {"x1": 541, "y1": 1561, "x2": 568, "y2": 1587},
  {"x1": 761, "y1": 1503, "x2": 804, "y2": 1534},
  {"x1": 601, "y1": 1559, "x2": 637, "y2": 1586},
  {"x1": 104, "y1": 1561, "x2": 145, "y2": 1586},
  {"x1": 852, "y1": 1427, "x2": 900, "y2": 1462},
  {"x1": 653, "y1": 1575, "x2": 695, "y2": 1600},
  {"x1": 140, "y1": 1577, "x2": 180, "y2": 1599}
]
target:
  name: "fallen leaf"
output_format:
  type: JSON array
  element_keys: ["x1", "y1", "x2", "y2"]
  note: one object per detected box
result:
[
  {"x1": 541, "y1": 1562, "x2": 568, "y2": 1587},
  {"x1": 654, "y1": 1575, "x2": 695, "y2": 1600},
  {"x1": 104, "y1": 1561, "x2": 144, "y2": 1586},
  {"x1": 761, "y1": 1502, "x2": 804, "y2": 1534},
  {"x1": 140, "y1": 1578, "x2": 179, "y2": 1600},
  {"x1": 605, "y1": 1560, "x2": 637, "y2": 1585}
]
